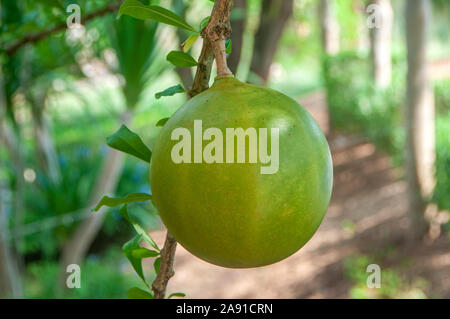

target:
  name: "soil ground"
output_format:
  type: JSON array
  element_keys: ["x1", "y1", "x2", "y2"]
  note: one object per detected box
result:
[{"x1": 148, "y1": 90, "x2": 450, "y2": 299}]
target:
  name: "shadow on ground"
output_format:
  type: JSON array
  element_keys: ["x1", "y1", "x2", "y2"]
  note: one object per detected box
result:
[{"x1": 148, "y1": 91, "x2": 450, "y2": 298}]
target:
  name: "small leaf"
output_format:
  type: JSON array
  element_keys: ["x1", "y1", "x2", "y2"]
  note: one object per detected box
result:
[
  {"x1": 168, "y1": 292, "x2": 186, "y2": 299},
  {"x1": 156, "y1": 118, "x2": 170, "y2": 127},
  {"x1": 181, "y1": 35, "x2": 199, "y2": 53},
  {"x1": 199, "y1": 16, "x2": 210, "y2": 31},
  {"x1": 155, "y1": 84, "x2": 185, "y2": 99},
  {"x1": 154, "y1": 257, "x2": 161, "y2": 274},
  {"x1": 93, "y1": 193, "x2": 152, "y2": 212},
  {"x1": 106, "y1": 125, "x2": 151, "y2": 163},
  {"x1": 127, "y1": 287, "x2": 154, "y2": 299},
  {"x1": 118, "y1": 0, "x2": 197, "y2": 33},
  {"x1": 119, "y1": 205, "x2": 160, "y2": 251},
  {"x1": 167, "y1": 51, "x2": 198, "y2": 68},
  {"x1": 225, "y1": 39, "x2": 232, "y2": 54},
  {"x1": 122, "y1": 234, "x2": 146, "y2": 285},
  {"x1": 132, "y1": 248, "x2": 160, "y2": 259}
]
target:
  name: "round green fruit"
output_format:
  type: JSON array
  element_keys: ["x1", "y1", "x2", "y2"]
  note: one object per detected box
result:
[{"x1": 150, "y1": 76, "x2": 333, "y2": 268}]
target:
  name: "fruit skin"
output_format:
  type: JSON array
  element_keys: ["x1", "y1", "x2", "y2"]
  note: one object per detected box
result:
[{"x1": 150, "y1": 76, "x2": 333, "y2": 268}]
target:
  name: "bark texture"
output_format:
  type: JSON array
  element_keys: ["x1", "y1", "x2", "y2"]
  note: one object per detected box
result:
[
  {"x1": 405, "y1": 0, "x2": 435, "y2": 239},
  {"x1": 188, "y1": 40, "x2": 214, "y2": 98},
  {"x1": 369, "y1": 0, "x2": 393, "y2": 88},
  {"x1": 250, "y1": 0, "x2": 294, "y2": 83},
  {"x1": 152, "y1": 232, "x2": 177, "y2": 299},
  {"x1": 319, "y1": 0, "x2": 340, "y2": 55},
  {"x1": 203, "y1": 0, "x2": 233, "y2": 77}
]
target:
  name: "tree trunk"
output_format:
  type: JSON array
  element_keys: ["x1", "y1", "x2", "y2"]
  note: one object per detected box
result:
[
  {"x1": 29, "y1": 94, "x2": 61, "y2": 184},
  {"x1": 0, "y1": 180, "x2": 23, "y2": 298},
  {"x1": 405, "y1": 0, "x2": 435, "y2": 239},
  {"x1": 0, "y1": 68, "x2": 23, "y2": 299},
  {"x1": 59, "y1": 111, "x2": 133, "y2": 292},
  {"x1": 228, "y1": 0, "x2": 246, "y2": 74},
  {"x1": 249, "y1": 0, "x2": 294, "y2": 83},
  {"x1": 369, "y1": 0, "x2": 393, "y2": 88},
  {"x1": 318, "y1": 0, "x2": 340, "y2": 56}
]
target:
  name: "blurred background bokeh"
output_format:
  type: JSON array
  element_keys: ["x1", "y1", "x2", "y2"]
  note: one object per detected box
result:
[{"x1": 0, "y1": 0, "x2": 449, "y2": 298}]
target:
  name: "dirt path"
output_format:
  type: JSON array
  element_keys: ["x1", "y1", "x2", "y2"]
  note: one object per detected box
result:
[{"x1": 148, "y1": 91, "x2": 450, "y2": 298}]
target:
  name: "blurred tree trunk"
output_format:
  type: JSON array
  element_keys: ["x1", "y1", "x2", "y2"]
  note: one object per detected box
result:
[
  {"x1": 20, "y1": 46, "x2": 61, "y2": 184},
  {"x1": 59, "y1": 111, "x2": 132, "y2": 292},
  {"x1": 0, "y1": 68, "x2": 23, "y2": 299},
  {"x1": 0, "y1": 181, "x2": 23, "y2": 298},
  {"x1": 318, "y1": 0, "x2": 340, "y2": 55},
  {"x1": 369, "y1": 0, "x2": 393, "y2": 88},
  {"x1": 228, "y1": 0, "x2": 246, "y2": 74},
  {"x1": 29, "y1": 94, "x2": 61, "y2": 184},
  {"x1": 249, "y1": 0, "x2": 294, "y2": 83},
  {"x1": 405, "y1": 0, "x2": 435, "y2": 239},
  {"x1": 173, "y1": 1, "x2": 194, "y2": 90}
]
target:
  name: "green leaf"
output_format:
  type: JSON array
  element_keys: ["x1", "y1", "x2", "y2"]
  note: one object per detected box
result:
[
  {"x1": 181, "y1": 35, "x2": 199, "y2": 53},
  {"x1": 166, "y1": 51, "x2": 198, "y2": 68},
  {"x1": 199, "y1": 16, "x2": 210, "y2": 31},
  {"x1": 154, "y1": 257, "x2": 161, "y2": 274},
  {"x1": 122, "y1": 235, "x2": 146, "y2": 285},
  {"x1": 155, "y1": 84, "x2": 185, "y2": 99},
  {"x1": 168, "y1": 292, "x2": 186, "y2": 299},
  {"x1": 132, "y1": 247, "x2": 160, "y2": 259},
  {"x1": 106, "y1": 125, "x2": 151, "y2": 163},
  {"x1": 93, "y1": 193, "x2": 152, "y2": 212},
  {"x1": 119, "y1": 205, "x2": 160, "y2": 251},
  {"x1": 225, "y1": 39, "x2": 232, "y2": 54},
  {"x1": 118, "y1": 0, "x2": 197, "y2": 33},
  {"x1": 127, "y1": 287, "x2": 154, "y2": 299},
  {"x1": 156, "y1": 118, "x2": 170, "y2": 127}
]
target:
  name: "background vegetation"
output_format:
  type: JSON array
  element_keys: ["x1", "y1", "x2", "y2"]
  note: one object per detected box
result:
[{"x1": 0, "y1": 0, "x2": 449, "y2": 298}]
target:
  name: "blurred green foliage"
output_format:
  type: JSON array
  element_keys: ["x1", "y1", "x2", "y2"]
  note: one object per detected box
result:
[
  {"x1": 0, "y1": 0, "x2": 449, "y2": 299},
  {"x1": 25, "y1": 249, "x2": 145, "y2": 298},
  {"x1": 344, "y1": 254, "x2": 430, "y2": 299},
  {"x1": 324, "y1": 51, "x2": 450, "y2": 212}
]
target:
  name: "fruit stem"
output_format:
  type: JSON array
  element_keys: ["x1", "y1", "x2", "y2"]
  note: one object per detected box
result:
[
  {"x1": 153, "y1": 0, "x2": 235, "y2": 299},
  {"x1": 202, "y1": 0, "x2": 233, "y2": 77}
]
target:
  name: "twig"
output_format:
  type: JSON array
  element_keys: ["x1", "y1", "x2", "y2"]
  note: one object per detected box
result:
[
  {"x1": 4, "y1": 1, "x2": 124, "y2": 56},
  {"x1": 202, "y1": 0, "x2": 233, "y2": 77},
  {"x1": 152, "y1": 0, "x2": 234, "y2": 299},
  {"x1": 188, "y1": 40, "x2": 214, "y2": 97},
  {"x1": 151, "y1": 232, "x2": 177, "y2": 299}
]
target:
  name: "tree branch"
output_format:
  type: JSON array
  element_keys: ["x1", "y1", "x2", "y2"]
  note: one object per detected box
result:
[
  {"x1": 152, "y1": 0, "x2": 234, "y2": 299},
  {"x1": 151, "y1": 232, "x2": 177, "y2": 299},
  {"x1": 202, "y1": 0, "x2": 234, "y2": 77},
  {"x1": 188, "y1": 40, "x2": 215, "y2": 97},
  {"x1": 4, "y1": 1, "x2": 125, "y2": 56}
]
